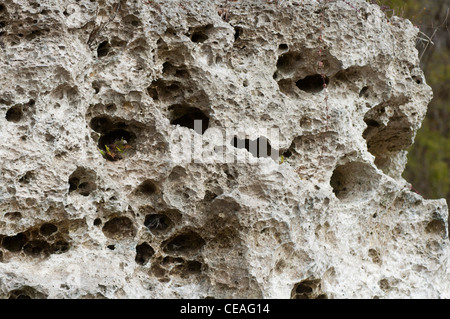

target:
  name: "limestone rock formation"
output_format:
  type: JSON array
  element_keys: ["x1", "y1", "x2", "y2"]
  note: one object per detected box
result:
[{"x1": 0, "y1": 0, "x2": 449, "y2": 298}]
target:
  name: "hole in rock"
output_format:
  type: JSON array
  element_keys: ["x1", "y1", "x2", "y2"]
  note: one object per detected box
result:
[
  {"x1": 2, "y1": 232, "x2": 28, "y2": 252},
  {"x1": 0, "y1": 4, "x2": 5, "y2": 13},
  {"x1": 39, "y1": 223, "x2": 58, "y2": 236},
  {"x1": 191, "y1": 31, "x2": 208, "y2": 43},
  {"x1": 93, "y1": 218, "x2": 102, "y2": 226},
  {"x1": 359, "y1": 86, "x2": 369, "y2": 97},
  {"x1": 8, "y1": 286, "x2": 45, "y2": 299},
  {"x1": 276, "y1": 51, "x2": 302, "y2": 74},
  {"x1": 291, "y1": 279, "x2": 326, "y2": 299},
  {"x1": 147, "y1": 84, "x2": 159, "y2": 100},
  {"x1": 137, "y1": 180, "x2": 157, "y2": 196},
  {"x1": 234, "y1": 26, "x2": 243, "y2": 42},
  {"x1": 107, "y1": 244, "x2": 115, "y2": 250},
  {"x1": 18, "y1": 171, "x2": 34, "y2": 184},
  {"x1": 330, "y1": 162, "x2": 377, "y2": 201},
  {"x1": 278, "y1": 43, "x2": 288, "y2": 50},
  {"x1": 0, "y1": 21, "x2": 5, "y2": 28},
  {"x1": 231, "y1": 136, "x2": 274, "y2": 158},
  {"x1": 50, "y1": 240, "x2": 70, "y2": 254},
  {"x1": 97, "y1": 40, "x2": 110, "y2": 58},
  {"x1": 97, "y1": 128, "x2": 136, "y2": 161},
  {"x1": 5, "y1": 105, "x2": 23, "y2": 122},
  {"x1": 135, "y1": 242, "x2": 155, "y2": 265},
  {"x1": 169, "y1": 105, "x2": 209, "y2": 134},
  {"x1": 364, "y1": 119, "x2": 380, "y2": 128},
  {"x1": 362, "y1": 101, "x2": 412, "y2": 174},
  {"x1": 425, "y1": 219, "x2": 446, "y2": 237},
  {"x1": 23, "y1": 240, "x2": 50, "y2": 257},
  {"x1": 92, "y1": 82, "x2": 101, "y2": 94},
  {"x1": 186, "y1": 260, "x2": 202, "y2": 273},
  {"x1": 5, "y1": 212, "x2": 22, "y2": 220},
  {"x1": 296, "y1": 74, "x2": 328, "y2": 93},
  {"x1": 102, "y1": 216, "x2": 135, "y2": 239},
  {"x1": 144, "y1": 214, "x2": 172, "y2": 232},
  {"x1": 412, "y1": 76, "x2": 422, "y2": 84},
  {"x1": 90, "y1": 116, "x2": 113, "y2": 133},
  {"x1": 68, "y1": 167, "x2": 96, "y2": 196},
  {"x1": 164, "y1": 231, "x2": 206, "y2": 255}
]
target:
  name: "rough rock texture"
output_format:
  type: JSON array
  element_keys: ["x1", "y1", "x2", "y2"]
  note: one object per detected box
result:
[{"x1": 0, "y1": 0, "x2": 449, "y2": 299}]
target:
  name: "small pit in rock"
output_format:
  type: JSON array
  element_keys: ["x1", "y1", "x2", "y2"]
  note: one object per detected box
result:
[
  {"x1": 135, "y1": 242, "x2": 155, "y2": 265},
  {"x1": 291, "y1": 279, "x2": 327, "y2": 299},
  {"x1": 2, "y1": 232, "x2": 28, "y2": 252},
  {"x1": 39, "y1": 223, "x2": 58, "y2": 236},
  {"x1": 102, "y1": 216, "x2": 135, "y2": 240},
  {"x1": 90, "y1": 116, "x2": 137, "y2": 161},
  {"x1": 68, "y1": 167, "x2": 97, "y2": 196},
  {"x1": 144, "y1": 213, "x2": 172, "y2": 232},
  {"x1": 296, "y1": 74, "x2": 328, "y2": 93},
  {"x1": 136, "y1": 180, "x2": 158, "y2": 196},
  {"x1": 5, "y1": 105, "x2": 23, "y2": 122},
  {"x1": 97, "y1": 40, "x2": 110, "y2": 58},
  {"x1": 163, "y1": 231, "x2": 206, "y2": 256},
  {"x1": 330, "y1": 161, "x2": 378, "y2": 201}
]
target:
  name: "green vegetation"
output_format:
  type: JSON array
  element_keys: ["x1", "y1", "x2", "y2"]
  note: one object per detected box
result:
[{"x1": 379, "y1": 0, "x2": 450, "y2": 202}]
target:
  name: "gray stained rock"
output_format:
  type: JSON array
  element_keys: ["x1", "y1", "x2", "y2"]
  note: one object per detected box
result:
[{"x1": 0, "y1": 0, "x2": 448, "y2": 298}]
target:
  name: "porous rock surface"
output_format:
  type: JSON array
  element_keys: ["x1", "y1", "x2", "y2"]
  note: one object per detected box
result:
[{"x1": 0, "y1": 0, "x2": 449, "y2": 299}]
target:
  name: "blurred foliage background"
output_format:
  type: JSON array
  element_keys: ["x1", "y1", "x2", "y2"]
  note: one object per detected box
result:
[{"x1": 378, "y1": 0, "x2": 450, "y2": 204}]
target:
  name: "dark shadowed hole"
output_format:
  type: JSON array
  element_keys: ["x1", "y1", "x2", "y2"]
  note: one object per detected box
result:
[
  {"x1": 68, "y1": 177, "x2": 79, "y2": 192},
  {"x1": 0, "y1": 4, "x2": 5, "y2": 13},
  {"x1": 90, "y1": 116, "x2": 113, "y2": 134},
  {"x1": 164, "y1": 231, "x2": 206, "y2": 254},
  {"x1": 18, "y1": 171, "x2": 34, "y2": 184},
  {"x1": 137, "y1": 180, "x2": 157, "y2": 196},
  {"x1": 359, "y1": 86, "x2": 369, "y2": 97},
  {"x1": 107, "y1": 244, "x2": 115, "y2": 250},
  {"x1": 8, "y1": 286, "x2": 45, "y2": 299},
  {"x1": 102, "y1": 216, "x2": 135, "y2": 239},
  {"x1": 186, "y1": 260, "x2": 202, "y2": 273},
  {"x1": 97, "y1": 40, "x2": 110, "y2": 58},
  {"x1": 364, "y1": 119, "x2": 380, "y2": 128},
  {"x1": 2, "y1": 233, "x2": 28, "y2": 252},
  {"x1": 191, "y1": 31, "x2": 208, "y2": 43},
  {"x1": 105, "y1": 104, "x2": 116, "y2": 113},
  {"x1": 231, "y1": 136, "x2": 273, "y2": 158},
  {"x1": 144, "y1": 214, "x2": 172, "y2": 232},
  {"x1": 50, "y1": 240, "x2": 70, "y2": 254},
  {"x1": 276, "y1": 51, "x2": 302, "y2": 74},
  {"x1": 78, "y1": 182, "x2": 91, "y2": 196},
  {"x1": 169, "y1": 105, "x2": 209, "y2": 134},
  {"x1": 5, "y1": 105, "x2": 23, "y2": 122},
  {"x1": 296, "y1": 282, "x2": 313, "y2": 294},
  {"x1": 92, "y1": 82, "x2": 101, "y2": 94},
  {"x1": 330, "y1": 162, "x2": 376, "y2": 200},
  {"x1": 23, "y1": 240, "x2": 50, "y2": 257},
  {"x1": 0, "y1": 21, "x2": 5, "y2": 28},
  {"x1": 278, "y1": 43, "x2": 288, "y2": 50},
  {"x1": 135, "y1": 242, "x2": 155, "y2": 265},
  {"x1": 39, "y1": 223, "x2": 58, "y2": 236},
  {"x1": 234, "y1": 26, "x2": 243, "y2": 42},
  {"x1": 291, "y1": 279, "x2": 323, "y2": 299},
  {"x1": 97, "y1": 129, "x2": 135, "y2": 161},
  {"x1": 296, "y1": 74, "x2": 329, "y2": 93},
  {"x1": 94, "y1": 218, "x2": 102, "y2": 226}
]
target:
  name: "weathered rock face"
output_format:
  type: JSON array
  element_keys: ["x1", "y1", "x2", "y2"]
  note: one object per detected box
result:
[{"x1": 0, "y1": 0, "x2": 448, "y2": 299}]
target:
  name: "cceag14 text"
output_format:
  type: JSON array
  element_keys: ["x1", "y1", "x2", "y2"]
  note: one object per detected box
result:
[{"x1": 180, "y1": 303, "x2": 270, "y2": 316}]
